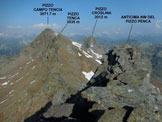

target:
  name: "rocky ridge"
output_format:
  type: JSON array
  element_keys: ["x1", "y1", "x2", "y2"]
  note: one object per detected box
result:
[{"x1": 35, "y1": 44, "x2": 162, "y2": 122}]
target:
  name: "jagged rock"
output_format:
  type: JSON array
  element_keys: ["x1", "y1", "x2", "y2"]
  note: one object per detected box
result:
[
  {"x1": 128, "y1": 106, "x2": 162, "y2": 122},
  {"x1": 80, "y1": 44, "x2": 162, "y2": 121},
  {"x1": 81, "y1": 84, "x2": 145, "y2": 108},
  {"x1": 24, "y1": 44, "x2": 162, "y2": 122},
  {"x1": 52, "y1": 88, "x2": 70, "y2": 106},
  {"x1": 42, "y1": 44, "x2": 162, "y2": 122},
  {"x1": 43, "y1": 103, "x2": 74, "y2": 118},
  {"x1": 98, "y1": 108, "x2": 126, "y2": 122}
]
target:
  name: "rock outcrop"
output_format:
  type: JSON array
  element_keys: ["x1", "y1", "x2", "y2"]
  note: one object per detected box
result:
[
  {"x1": 38, "y1": 44, "x2": 162, "y2": 122},
  {"x1": 81, "y1": 44, "x2": 162, "y2": 122}
]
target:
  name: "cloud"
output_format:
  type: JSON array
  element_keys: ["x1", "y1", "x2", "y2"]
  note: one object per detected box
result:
[
  {"x1": 32, "y1": 23, "x2": 46, "y2": 28},
  {"x1": 155, "y1": 20, "x2": 162, "y2": 29},
  {"x1": 0, "y1": 32, "x2": 8, "y2": 37},
  {"x1": 2, "y1": 23, "x2": 62, "y2": 39},
  {"x1": 8, "y1": 25, "x2": 24, "y2": 29},
  {"x1": 32, "y1": 23, "x2": 61, "y2": 30},
  {"x1": 65, "y1": 33, "x2": 79, "y2": 36},
  {"x1": 99, "y1": 28, "x2": 124, "y2": 36},
  {"x1": 7, "y1": 23, "x2": 62, "y2": 30}
]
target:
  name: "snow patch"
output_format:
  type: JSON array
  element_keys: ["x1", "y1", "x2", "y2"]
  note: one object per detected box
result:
[
  {"x1": 96, "y1": 59, "x2": 102, "y2": 64},
  {"x1": 72, "y1": 41, "x2": 82, "y2": 50},
  {"x1": 30, "y1": 80, "x2": 36, "y2": 84},
  {"x1": 156, "y1": 88, "x2": 160, "y2": 93},
  {"x1": 82, "y1": 50, "x2": 93, "y2": 58},
  {"x1": 1, "y1": 82, "x2": 8, "y2": 86},
  {"x1": 26, "y1": 61, "x2": 31, "y2": 65},
  {"x1": 9, "y1": 90, "x2": 14, "y2": 95},
  {"x1": 82, "y1": 71, "x2": 94, "y2": 80},
  {"x1": 0, "y1": 76, "x2": 6, "y2": 80},
  {"x1": 128, "y1": 89, "x2": 133, "y2": 92},
  {"x1": 0, "y1": 99, "x2": 8, "y2": 105},
  {"x1": 15, "y1": 77, "x2": 23, "y2": 83},
  {"x1": 78, "y1": 52, "x2": 82, "y2": 56},
  {"x1": 146, "y1": 73, "x2": 150, "y2": 78},
  {"x1": 90, "y1": 45, "x2": 93, "y2": 47},
  {"x1": 90, "y1": 48, "x2": 102, "y2": 59},
  {"x1": 32, "y1": 65, "x2": 36, "y2": 70},
  {"x1": 30, "y1": 56, "x2": 34, "y2": 61}
]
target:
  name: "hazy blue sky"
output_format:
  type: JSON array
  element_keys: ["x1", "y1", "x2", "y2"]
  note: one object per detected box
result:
[{"x1": 0, "y1": 0, "x2": 162, "y2": 39}]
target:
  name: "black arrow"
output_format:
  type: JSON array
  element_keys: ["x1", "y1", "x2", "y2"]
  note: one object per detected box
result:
[
  {"x1": 47, "y1": 15, "x2": 49, "y2": 25},
  {"x1": 127, "y1": 24, "x2": 133, "y2": 43},
  {"x1": 92, "y1": 19, "x2": 98, "y2": 36},
  {"x1": 59, "y1": 23, "x2": 68, "y2": 34}
]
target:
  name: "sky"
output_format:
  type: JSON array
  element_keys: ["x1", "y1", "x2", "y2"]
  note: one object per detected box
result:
[{"x1": 0, "y1": 0, "x2": 162, "y2": 40}]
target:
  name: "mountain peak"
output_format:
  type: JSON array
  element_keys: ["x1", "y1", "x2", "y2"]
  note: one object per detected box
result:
[
  {"x1": 28, "y1": 28, "x2": 58, "y2": 52},
  {"x1": 82, "y1": 36, "x2": 107, "y2": 54},
  {"x1": 42, "y1": 28, "x2": 54, "y2": 33},
  {"x1": 82, "y1": 36, "x2": 98, "y2": 48},
  {"x1": 39, "y1": 28, "x2": 58, "y2": 39}
]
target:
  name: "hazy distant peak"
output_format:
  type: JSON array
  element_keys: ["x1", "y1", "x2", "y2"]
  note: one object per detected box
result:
[{"x1": 82, "y1": 36, "x2": 107, "y2": 54}]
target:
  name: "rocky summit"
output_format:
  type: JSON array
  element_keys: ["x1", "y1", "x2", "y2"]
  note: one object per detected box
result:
[
  {"x1": 81, "y1": 44, "x2": 162, "y2": 122},
  {"x1": 33, "y1": 44, "x2": 162, "y2": 122}
]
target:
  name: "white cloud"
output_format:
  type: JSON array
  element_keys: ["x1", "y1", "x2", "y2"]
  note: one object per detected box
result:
[
  {"x1": 32, "y1": 23, "x2": 45, "y2": 28},
  {"x1": 65, "y1": 32, "x2": 79, "y2": 36},
  {"x1": 32, "y1": 23, "x2": 61, "y2": 30},
  {"x1": 0, "y1": 32, "x2": 8, "y2": 37},
  {"x1": 98, "y1": 29, "x2": 124, "y2": 37},
  {"x1": 155, "y1": 20, "x2": 162, "y2": 29},
  {"x1": 7, "y1": 23, "x2": 61, "y2": 30},
  {"x1": 2, "y1": 23, "x2": 62, "y2": 39}
]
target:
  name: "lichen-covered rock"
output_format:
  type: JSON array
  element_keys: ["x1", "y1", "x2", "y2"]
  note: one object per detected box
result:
[
  {"x1": 128, "y1": 106, "x2": 162, "y2": 122},
  {"x1": 43, "y1": 103, "x2": 74, "y2": 118},
  {"x1": 52, "y1": 88, "x2": 70, "y2": 106},
  {"x1": 80, "y1": 44, "x2": 162, "y2": 122},
  {"x1": 98, "y1": 108, "x2": 126, "y2": 122}
]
